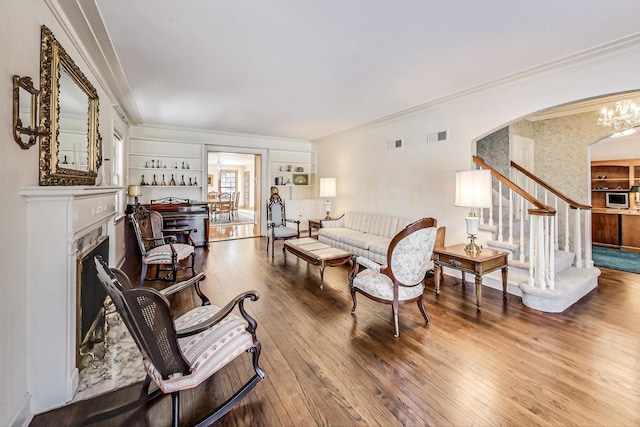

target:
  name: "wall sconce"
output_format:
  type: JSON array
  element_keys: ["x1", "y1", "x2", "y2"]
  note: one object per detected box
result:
[
  {"x1": 127, "y1": 185, "x2": 142, "y2": 205},
  {"x1": 319, "y1": 177, "x2": 336, "y2": 220},
  {"x1": 455, "y1": 169, "x2": 493, "y2": 254},
  {"x1": 13, "y1": 75, "x2": 46, "y2": 149}
]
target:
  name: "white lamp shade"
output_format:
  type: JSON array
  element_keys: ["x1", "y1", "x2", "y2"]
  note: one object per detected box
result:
[
  {"x1": 455, "y1": 169, "x2": 492, "y2": 208},
  {"x1": 319, "y1": 177, "x2": 336, "y2": 198},
  {"x1": 127, "y1": 185, "x2": 142, "y2": 197}
]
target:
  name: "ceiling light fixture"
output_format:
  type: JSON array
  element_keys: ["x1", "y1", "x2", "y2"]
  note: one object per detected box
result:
[{"x1": 597, "y1": 99, "x2": 640, "y2": 132}]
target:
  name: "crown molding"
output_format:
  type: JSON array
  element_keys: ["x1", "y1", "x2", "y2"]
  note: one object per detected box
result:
[{"x1": 314, "y1": 32, "x2": 640, "y2": 142}]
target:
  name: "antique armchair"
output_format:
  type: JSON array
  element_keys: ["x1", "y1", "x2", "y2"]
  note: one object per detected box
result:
[
  {"x1": 266, "y1": 194, "x2": 300, "y2": 259},
  {"x1": 231, "y1": 191, "x2": 241, "y2": 219},
  {"x1": 86, "y1": 256, "x2": 265, "y2": 427},
  {"x1": 349, "y1": 217, "x2": 438, "y2": 337},
  {"x1": 130, "y1": 203, "x2": 197, "y2": 286}
]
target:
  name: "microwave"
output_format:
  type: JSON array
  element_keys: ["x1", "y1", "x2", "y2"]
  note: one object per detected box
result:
[{"x1": 605, "y1": 192, "x2": 629, "y2": 209}]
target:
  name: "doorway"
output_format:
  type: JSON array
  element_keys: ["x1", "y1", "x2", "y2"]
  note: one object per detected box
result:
[{"x1": 207, "y1": 151, "x2": 262, "y2": 241}]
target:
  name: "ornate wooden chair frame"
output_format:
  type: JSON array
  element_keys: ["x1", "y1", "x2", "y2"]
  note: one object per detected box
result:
[
  {"x1": 266, "y1": 194, "x2": 300, "y2": 259},
  {"x1": 129, "y1": 203, "x2": 197, "y2": 286},
  {"x1": 348, "y1": 217, "x2": 438, "y2": 337},
  {"x1": 84, "y1": 256, "x2": 265, "y2": 427}
]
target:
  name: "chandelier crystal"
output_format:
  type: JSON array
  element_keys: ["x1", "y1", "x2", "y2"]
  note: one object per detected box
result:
[{"x1": 597, "y1": 99, "x2": 640, "y2": 131}]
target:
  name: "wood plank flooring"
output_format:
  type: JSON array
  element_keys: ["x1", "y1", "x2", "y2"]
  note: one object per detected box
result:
[{"x1": 31, "y1": 237, "x2": 640, "y2": 426}]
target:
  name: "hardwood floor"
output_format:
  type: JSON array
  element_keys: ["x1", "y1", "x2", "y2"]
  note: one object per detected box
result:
[{"x1": 32, "y1": 237, "x2": 640, "y2": 426}]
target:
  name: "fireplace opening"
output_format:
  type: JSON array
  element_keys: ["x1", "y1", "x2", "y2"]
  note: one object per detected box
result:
[{"x1": 76, "y1": 236, "x2": 109, "y2": 367}]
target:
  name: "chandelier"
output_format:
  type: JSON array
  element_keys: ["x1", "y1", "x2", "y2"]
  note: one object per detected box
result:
[{"x1": 597, "y1": 99, "x2": 640, "y2": 132}]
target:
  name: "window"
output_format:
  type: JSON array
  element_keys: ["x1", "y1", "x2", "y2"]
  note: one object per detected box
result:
[{"x1": 219, "y1": 170, "x2": 237, "y2": 193}]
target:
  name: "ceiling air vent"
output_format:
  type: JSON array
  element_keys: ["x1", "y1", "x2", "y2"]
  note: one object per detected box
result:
[
  {"x1": 387, "y1": 138, "x2": 404, "y2": 150},
  {"x1": 427, "y1": 130, "x2": 449, "y2": 143}
]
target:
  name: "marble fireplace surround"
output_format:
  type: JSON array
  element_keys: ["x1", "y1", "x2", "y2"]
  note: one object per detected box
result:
[{"x1": 20, "y1": 186, "x2": 121, "y2": 414}]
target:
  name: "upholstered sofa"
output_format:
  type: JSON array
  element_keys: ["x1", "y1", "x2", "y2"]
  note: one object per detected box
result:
[{"x1": 318, "y1": 212, "x2": 418, "y2": 264}]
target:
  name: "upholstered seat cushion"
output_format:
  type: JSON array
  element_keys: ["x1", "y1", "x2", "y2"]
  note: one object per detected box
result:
[
  {"x1": 144, "y1": 305, "x2": 254, "y2": 393},
  {"x1": 352, "y1": 269, "x2": 425, "y2": 301},
  {"x1": 143, "y1": 243, "x2": 194, "y2": 264},
  {"x1": 273, "y1": 226, "x2": 299, "y2": 238},
  {"x1": 318, "y1": 227, "x2": 362, "y2": 242}
]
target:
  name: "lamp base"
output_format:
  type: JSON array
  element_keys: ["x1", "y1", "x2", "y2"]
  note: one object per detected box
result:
[
  {"x1": 464, "y1": 234, "x2": 482, "y2": 254},
  {"x1": 324, "y1": 212, "x2": 331, "y2": 220}
]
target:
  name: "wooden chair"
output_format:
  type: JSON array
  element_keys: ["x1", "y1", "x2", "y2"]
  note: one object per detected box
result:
[
  {"x1": 129, "y1": 203, "x2": 197, "y2": 286},
  {"x1": 84, "y1": 256, "x2": 265, "y2": 427},
  {"x1": 207, "y1": 191, "x2": 219, "y2": 221},
  {"x1": 216, "y1": 192, "x2": 233, "y2": 221},
  {"x1": 348, "y1": 217, "x2": 438, "y2": 337},
  {"x1": 266, "y1": 193, "x2": 300, "y2": 259},
  {"x1": 231, "y1": 191, "x2": 241, "y2": 220}
]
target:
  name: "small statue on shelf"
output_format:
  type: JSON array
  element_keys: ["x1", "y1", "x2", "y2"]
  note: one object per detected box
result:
[
  {"x1": 151, "y1": 174, "x2": 158, "y2": 186},
  {"x1": 169, "y1": 174, "x2": 176, "y2": 186},
  {"x1": 180, "y1": 174, "x2": 186, "y2": 186},
  {"x1": 151, "y1": 160, "x2": 155, "y2": 169},
  {"x1": 193, "y1": 177, "x2": 198, "y2": 186},
  {"x1": 161, "y1": 174, "x2": 166, "y2": 186},
  {"x1": 140, "y1": 175, "x2": 146, "y2": 186},
  {"x1": 188, "y1": 177, "x2": 193, "y2": 186}
]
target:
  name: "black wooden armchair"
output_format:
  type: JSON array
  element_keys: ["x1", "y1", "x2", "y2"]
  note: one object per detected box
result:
[
  {"x1": 130, "y1": 203, "x2": 197, "y2": 286},
  {"x1": 84, "y1": 256, "x2": 265, "y2": 427}
]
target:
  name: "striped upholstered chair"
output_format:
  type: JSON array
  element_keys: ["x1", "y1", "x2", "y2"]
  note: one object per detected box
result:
[
  {"x1": 129, "y1": 203, "x2": 196, "y2": 286},
  {"x1": 86, "y1": 256, "x2": 265, "y2": 426}
]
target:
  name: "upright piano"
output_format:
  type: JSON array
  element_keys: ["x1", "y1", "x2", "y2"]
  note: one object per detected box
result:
[{"x1": 126, "y1": 197, "x2": 210, "y2": 248}]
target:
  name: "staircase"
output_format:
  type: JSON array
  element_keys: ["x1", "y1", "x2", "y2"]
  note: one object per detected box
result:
[{"x1": 473, "y1": 156, "x2": 600, "y2": 313}]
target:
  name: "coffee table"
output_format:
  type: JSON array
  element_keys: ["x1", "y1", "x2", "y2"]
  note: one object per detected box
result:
[{"x1": 284, "y1": 238, "x2": 352, "y2": 289}]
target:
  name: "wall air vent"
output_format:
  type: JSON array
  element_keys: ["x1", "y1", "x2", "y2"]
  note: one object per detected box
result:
[
  {"x1": 427, "y1": 130, "x2": 449, "y2": 143},
  {"x1": 387, "y1": 138, "x2": 404, "y2": 150}
]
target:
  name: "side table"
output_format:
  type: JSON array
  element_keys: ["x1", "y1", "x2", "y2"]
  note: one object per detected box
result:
[
  {"x1": 308, "y1": 219, "x2": 322, "y2": 237},
  {"x1": 432, "y1": 244, "x2": 509, "y2": 310}
]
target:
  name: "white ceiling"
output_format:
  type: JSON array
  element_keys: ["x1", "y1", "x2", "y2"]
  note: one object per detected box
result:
[{"x1": 60, "y1": 0, "x2": 640, "y2": 141}]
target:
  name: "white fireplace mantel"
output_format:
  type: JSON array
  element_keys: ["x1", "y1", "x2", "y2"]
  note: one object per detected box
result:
[{"x1": 20, "y1": 186, "x2": 122, "y2": 414}]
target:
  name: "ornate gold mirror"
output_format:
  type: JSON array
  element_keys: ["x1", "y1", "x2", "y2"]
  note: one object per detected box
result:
[
  {"x1": 39, "y1": 25, "x2": 102, "y2": 185},
  {"x1": 13, "y1": 75, "x2": 45, "y2": 149}
]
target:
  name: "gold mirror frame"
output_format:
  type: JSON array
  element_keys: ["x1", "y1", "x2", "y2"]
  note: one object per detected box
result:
[
  {"x1": 13, "y1": 75, "x2": 45, "y2": 149},
  {"x1": 39, "y1": 25, "x2": 102, "y2": 186}
]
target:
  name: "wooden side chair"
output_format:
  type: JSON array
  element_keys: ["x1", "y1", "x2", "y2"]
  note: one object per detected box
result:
[
  {"x1": 216, "y1": 192, "x2": 233, "y2": 221},
  {"x1": 348, "y1": 217, "x2": 438, "y2": 337},
  {"x1": 85, "y1": 256, "x2": 265, "y2": 427},
  {"x1": 129, "y1": 203, "x2": 197, "y2": 286},
  {"x1": 266, "y1": 193, "x2": 300, "y2": 259}
]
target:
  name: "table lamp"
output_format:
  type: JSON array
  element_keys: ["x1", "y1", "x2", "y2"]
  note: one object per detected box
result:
[
  {"x1": 454, "y1": 169, "x2": 492, "y2": 254},
  {"x1": 127, "y1": 184, "x2": 142, "y2": 205},
  {"x1": 319, "y1": 177, "x2": 336, "y2": 220}
]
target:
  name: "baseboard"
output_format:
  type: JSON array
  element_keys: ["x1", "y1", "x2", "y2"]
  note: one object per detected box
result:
[{"x1": 6, "y1": 392, "x2": 33, "y2": 427}]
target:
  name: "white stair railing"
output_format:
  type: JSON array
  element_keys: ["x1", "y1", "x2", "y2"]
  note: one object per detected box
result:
[{"x1": 473, "y1": 155, "x2": 594, "y2": 293}]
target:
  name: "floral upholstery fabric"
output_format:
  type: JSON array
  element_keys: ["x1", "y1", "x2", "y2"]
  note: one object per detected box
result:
[
  {"x1": 143, "y1": 243, "x2": 195, "y2": 264},
  {"x1": 144, "y1": 305, "x2": 253, "y2": 393},
  {"x1": 352, "y1": 227, "x2": 437, "y2": 301},
  {"x1": 353, "y1": 269, "x2": 425, "y2": 300}
]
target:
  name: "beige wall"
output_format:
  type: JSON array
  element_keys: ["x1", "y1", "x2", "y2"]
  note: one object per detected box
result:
[{"x1": 314, "y1": 45, "x2": 640, "y2": 247}]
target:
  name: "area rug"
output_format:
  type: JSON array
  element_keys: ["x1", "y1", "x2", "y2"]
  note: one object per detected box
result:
[
  {"x1": 211, "y1": 209, "x2": 255, "y2": 226},
  {"x1": 592, "y1": 246, "x2": 640, "y2": 274}
]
